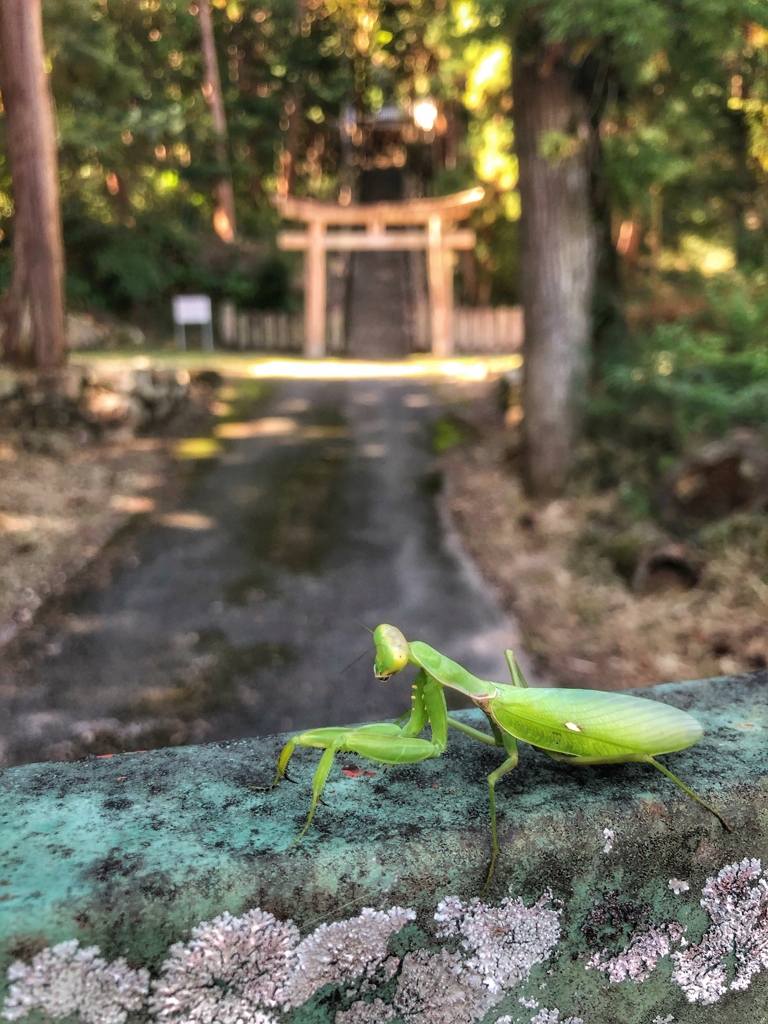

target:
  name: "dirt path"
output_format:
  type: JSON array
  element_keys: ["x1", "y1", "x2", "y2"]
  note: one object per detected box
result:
[{"x1": 0, "y1": 375, "x2": 522, "y2": 766}]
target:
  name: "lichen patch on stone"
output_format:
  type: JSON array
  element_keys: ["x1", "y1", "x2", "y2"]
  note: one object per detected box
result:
[
  {"x1": 667, "y1": 879, "x2": 690, "y2": 895},
  {"x1": 529, "y1": 1009, "x2": 584, "y2": 1024},
  {"x1": 335, "y1": 997, "x2": 395, "y2": 1024},
  {"x1": 601, "y1": 828, "x2": 615, "y2": 854},
  {"x1": 148, "y1": 908, "x2": 298, "y2": 1023},
  {"x1": 2, "y1": 940, "x2": 149, "y2": 1024},
  {"x1": 672, "y1": 857, "x2": 768, "y2": 1005},
  {"x1": 22, "y1": 872, "x2": 762, "y2": 1024},
  {"x1": 434, "y1": 888, "x2": 562, "y2": 996},
  {"x1": 585, "y1": 921, "x2": 684, "y2": 983},
  {"x1": 332, "y1": 889, "x2": 562, "y2": 1024},
  {"x1": 393, "y1": 948, "x2": 490, "y2": 1024},
  {"x1": 282, "y1": 907, "x2": 415, "y2": 1009}
]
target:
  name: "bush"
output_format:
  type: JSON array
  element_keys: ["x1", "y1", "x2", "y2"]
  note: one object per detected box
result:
[
  {"x1": 586, "y1": 274, "x2": 768, "y2": 492},
  {"x1": 61, "y1": 202, "x2": 293, "y2": 324}
]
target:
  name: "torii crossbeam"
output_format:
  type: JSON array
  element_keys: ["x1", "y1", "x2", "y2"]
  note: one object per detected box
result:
[{"x1": 274, "y1": 187, "x2": 484, "y2": 358}]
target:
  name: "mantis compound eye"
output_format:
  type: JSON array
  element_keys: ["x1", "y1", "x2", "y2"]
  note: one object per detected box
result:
[{"x1": 373, "y1": 624, "x2": 410, "y2": 679}]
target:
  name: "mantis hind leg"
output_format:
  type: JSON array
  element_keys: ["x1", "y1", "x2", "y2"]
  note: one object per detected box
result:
[
  {"x1": 647, "y1": 756, "x2": 732, "y2": 832},
  {"x1": 542, "y1": 749, "x2": 732, "y2": 832}
]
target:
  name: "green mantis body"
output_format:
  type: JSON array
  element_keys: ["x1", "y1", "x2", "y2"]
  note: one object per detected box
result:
[{"x1": 270, "y1": 625, "x2": 731, "y2": 888}]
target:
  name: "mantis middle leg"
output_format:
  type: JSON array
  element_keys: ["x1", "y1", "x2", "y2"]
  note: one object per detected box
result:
[
  {"x1": 444, "y1": 704, "x2": 517, "y2": 889},
  {"x1": 445, "y1": 710, "x2": 521, "y2": 892},
  {"x1": 483, "y1": 731, "x2": 520, "y2": 893},
  {"x1": 446, "y1": 715, "x2": 505, "y2": 747}
]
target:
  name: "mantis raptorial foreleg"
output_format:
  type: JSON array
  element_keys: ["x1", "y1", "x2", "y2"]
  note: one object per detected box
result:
[
  {"x1": 273, "y1": 722, "x2": 444, "y2": 842},
  {"x1": 270, "y1": 670, "x2": 449, "y2": 841},
  {"x1": 295, "y1": 746, "x2": 336, "y2": 842}
]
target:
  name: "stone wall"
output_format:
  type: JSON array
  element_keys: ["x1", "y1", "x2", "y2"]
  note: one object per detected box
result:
[
  {"x1": 0, "y1": 363, "x2": 192, "y2": 441},
  {"x1": 0, "y1": 671, "x2": 766, "y2": 1023}
]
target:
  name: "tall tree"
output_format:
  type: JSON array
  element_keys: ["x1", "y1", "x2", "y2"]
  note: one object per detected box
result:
[
  {"x1": 504, "y1": 0, "x2": 768, "y2": 497},
  {"x1": 0, "y1": 0, "x2": 66, "y2": 368},
  {"x1": 514, "y1": 33, "x2": 595, "y2": 497},
  {"x1": 197, "y1": 0, "x2": 236, "y2": 241}
]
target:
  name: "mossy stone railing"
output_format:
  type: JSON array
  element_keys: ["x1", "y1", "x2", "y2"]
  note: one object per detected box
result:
[{"x1": 0, "y1": 672, "x2": 766, "y2": 1024}]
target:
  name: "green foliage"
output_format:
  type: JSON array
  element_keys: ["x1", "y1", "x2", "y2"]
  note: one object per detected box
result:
[
  {"x1": 538, "y1": 130, "x2": 583, "y2": 167},
  {"x1": 586, "y1": 274, "x2": 768, "y2": 493},
  {"x1": 0, "y1": 0, "x2": 321, "y2": 320},
  {"x1": 431, "y1": 415, "x2": 474, "y2": 453},
  {"x1": 698, "y1": 511, "x2": 768, "y2": 559},
  {"x1": 62, "y1": 206, "x2": 292, "y2": 317},
  {"x1": 1, "y1": 0, "x2": 768, "y2": 328}
]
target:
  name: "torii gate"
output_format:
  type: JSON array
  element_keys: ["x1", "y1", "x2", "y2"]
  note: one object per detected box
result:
[{"x1": 274, "y1": 187, "x2": 484, "y2": 359}]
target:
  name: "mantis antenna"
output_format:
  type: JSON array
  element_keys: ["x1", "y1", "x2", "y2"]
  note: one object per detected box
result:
[{"x1": 340, "y1": 624, "x2": 375, "y2": 674}]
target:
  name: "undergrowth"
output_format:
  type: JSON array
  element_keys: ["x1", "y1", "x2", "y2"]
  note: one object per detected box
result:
[{"x1": 585, "y1": 273, "x2": 768, "y2": 498}]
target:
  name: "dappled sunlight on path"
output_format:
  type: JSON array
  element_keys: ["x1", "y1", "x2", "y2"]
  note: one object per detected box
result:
[{"x1": 246, "y1": 355, "x2": 521, "y2": 381}]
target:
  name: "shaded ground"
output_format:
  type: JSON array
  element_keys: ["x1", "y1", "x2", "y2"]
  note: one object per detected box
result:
[
  {"x1": 442, "y1": 404, "x2": 768, "y2": 690},
  {"x1": 0, "y1": 380, "x2": 216, "y2": 647},
  {"x1": 0, "y1": 438, "x2": 165, "y2": 644},
  {"x1": 0, "y1": 372, "x2": 522, "y2": 766}
]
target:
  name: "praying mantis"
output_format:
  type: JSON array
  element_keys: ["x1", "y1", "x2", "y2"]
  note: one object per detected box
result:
[{"x1": 268, "y1": 624, "x2": 731, "y2": 889}]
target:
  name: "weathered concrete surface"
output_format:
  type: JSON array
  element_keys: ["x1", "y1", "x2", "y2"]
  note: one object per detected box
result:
[{"x1": 0, "y1": 672, "x2": 766, "y2": 1023}]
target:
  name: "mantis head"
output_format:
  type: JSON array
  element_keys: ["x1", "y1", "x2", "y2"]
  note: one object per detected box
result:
[{"x1": 373, "y1": 624, "x2": 410, "y2": 679}]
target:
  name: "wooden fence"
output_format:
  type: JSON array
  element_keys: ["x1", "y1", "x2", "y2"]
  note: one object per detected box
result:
[
  {"x1": 453, "y1": 305, "x2": 523, "y2": 353},
  {"x1": 218, "y1": 302, "x2": 523, "y2": 355}
]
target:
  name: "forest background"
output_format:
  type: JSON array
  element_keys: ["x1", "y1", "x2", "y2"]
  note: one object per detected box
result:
[
  {"x1": 0, "y1": 0, "x2": 766, "y2": 330},
  {"x1": 1, "y1": 0, "x2": 768, "y2": 692},
  {"x1": 1, "y1": 0, "x2": 768, "y2": 469}
]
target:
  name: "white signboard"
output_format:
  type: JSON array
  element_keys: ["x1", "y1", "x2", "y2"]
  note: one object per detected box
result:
[
  {"x1": 172, "y1": 295, "x2": 214, "y2": 350},
  {"x1": 173, "y1": 294, "x2": 212, "y2": 326}
]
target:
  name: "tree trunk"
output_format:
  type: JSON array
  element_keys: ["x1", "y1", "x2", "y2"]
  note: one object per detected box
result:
[
  {"x1": 198, "y1": 0, "x2": 236, "y2": 241},
  {"x1": 277, "y1": 86, "x2": 303, "y2": 197},
  {"x1": 0, "y1": 0, "x2": 67, "y2": 369},
  {"x1": 276, "y1": 0, "x2": 306, "y2": 197},
  {"x1": 514, "y1": 45, "x2": 596, "y2": 497},
  {"x1": 589, "y1": 98, "x2": 627, "y2": 375}
]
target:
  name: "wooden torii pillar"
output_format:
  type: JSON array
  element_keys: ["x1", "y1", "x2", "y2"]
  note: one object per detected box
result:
[{"x1": 274, "y1": 187, "x2": 484, "y2": 358}]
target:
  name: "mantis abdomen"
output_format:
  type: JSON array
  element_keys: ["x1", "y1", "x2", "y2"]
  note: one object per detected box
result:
[{"x1": 489, "y1": 687, "x2": 704, "y2": 758}]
